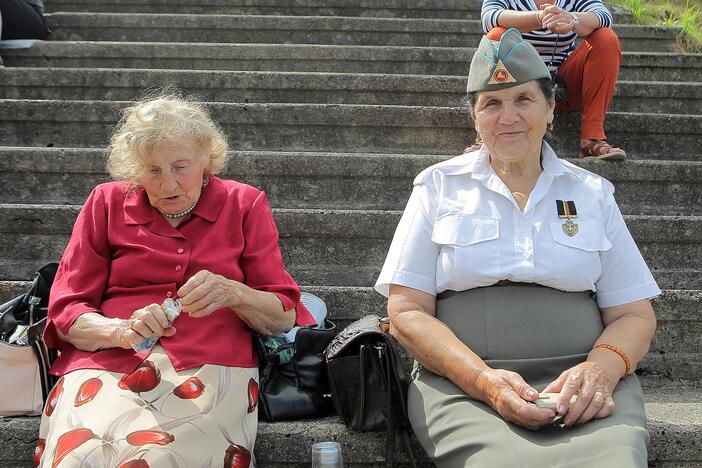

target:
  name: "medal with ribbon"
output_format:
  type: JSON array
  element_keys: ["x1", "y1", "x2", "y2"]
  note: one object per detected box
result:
[{"x1": 556, "y1": 200, "x2": 579, "y2": 237}]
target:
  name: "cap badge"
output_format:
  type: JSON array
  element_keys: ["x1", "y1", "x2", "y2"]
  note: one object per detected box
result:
[{"x1": 488, "y1": 59, "x2": 516, "y2": 85}]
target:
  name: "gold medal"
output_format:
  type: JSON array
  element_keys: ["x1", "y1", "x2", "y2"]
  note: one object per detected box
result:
[
  {"x1": 556, "y1": 200, "x2": 579, "y2": 237},
  {"x1": 562, "y1": 219, "x2": 579, "y2": 237}
]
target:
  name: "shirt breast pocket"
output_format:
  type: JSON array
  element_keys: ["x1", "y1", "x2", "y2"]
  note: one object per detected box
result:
[
  {"x1": 548, "y1": 220, "x2": 612, "y2": 283},
  {"x1": 431, "y1": 215, "x2": 501, "y2": 287}
]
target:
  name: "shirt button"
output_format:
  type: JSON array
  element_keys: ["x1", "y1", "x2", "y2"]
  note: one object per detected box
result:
[
  {"x1": 177, "y1": 248, "x2": 184, "y2": 254},
  {"x1": 175, "y1": 265, "x2": 182, "y2": 271},
  {"x1": 166, "y1": 291, "x2": 173, "y2": 298}
]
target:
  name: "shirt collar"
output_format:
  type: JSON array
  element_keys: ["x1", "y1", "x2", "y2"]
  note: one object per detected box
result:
[
  {"x1": 190, "y1": 175, "x2": 226, "y2": 223},
  {"x1": 444, "y1": 141, "x2": 582, "y2": 182},
  {"x1": 123, "y1": 175, "x2": 226, "y2": 225},
  {"x1": 540, "y1": 141, "x2": 583, "y2": 182}
]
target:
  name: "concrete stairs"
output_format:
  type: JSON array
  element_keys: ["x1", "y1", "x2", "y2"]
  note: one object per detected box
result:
[{"x1": 0, "y1": 0, "x2": 700, "y2": 466}]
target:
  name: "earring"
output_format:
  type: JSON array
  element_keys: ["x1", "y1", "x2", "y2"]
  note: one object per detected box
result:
[
  {"x1": 202, "y1": 174, "x2": 210, "y2": 187},
  {"x1": 547, "y1": 122, "x2": 554, "y2": 132}
]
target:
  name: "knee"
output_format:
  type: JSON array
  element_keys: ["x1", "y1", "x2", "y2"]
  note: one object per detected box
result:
[
  {"x1": 487, "y1": 27, "x2": 508, "y2": 40},
  {"x1": 586, "y1": 27, "x2": 621, "y2": 54}
]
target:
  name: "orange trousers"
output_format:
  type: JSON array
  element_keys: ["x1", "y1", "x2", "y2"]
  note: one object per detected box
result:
[{"x1": 486, "y1": 27, "x2": 622, "y2": 140}]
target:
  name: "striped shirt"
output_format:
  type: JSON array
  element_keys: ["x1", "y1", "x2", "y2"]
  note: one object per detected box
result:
[{"x1": 481, "y1": 0, "x2": 614, "y2": 69}]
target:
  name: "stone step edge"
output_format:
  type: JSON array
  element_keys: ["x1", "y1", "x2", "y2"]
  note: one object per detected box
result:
[
  {"x1": 2, "y1": 205, "x2": 701, "y2": 245},
  {"x1": 1, "y1": 387, "x2": 701, "y2": 464},
  {"x1": 5, "y1": 40, "x2": 701, "y2": 60},
  {"x1": 0, "y1": 66, "x2": 702, "y2": 91},
  {"x1": 42, "y1": 12, "x2": 682, "y2": 35},
  {"x1": 2, "y1": 202, "x2": 701, "y2": 227},
  {"x1": 0, "y1": 283, "x2": 698, "y2": 322},
  {"x1": 1, "y1": 146, "x2": 701, "y2": 179},
  {"x1": 1, "y1": 100, "x2": 700, "y2": 133}
]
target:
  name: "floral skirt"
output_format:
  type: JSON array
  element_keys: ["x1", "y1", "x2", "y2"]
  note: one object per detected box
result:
[{"x1": 36, "y1": 346, "x2": 258, "y2": 468}]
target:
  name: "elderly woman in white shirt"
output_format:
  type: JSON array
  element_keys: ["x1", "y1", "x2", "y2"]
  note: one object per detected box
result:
[{"x1": 375, "y1": 29, "x2": 658, "y2": 467}]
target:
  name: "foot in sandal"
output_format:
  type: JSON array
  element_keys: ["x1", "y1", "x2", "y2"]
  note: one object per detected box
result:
[{"x1": 579, "y1": 139, "x2": 626, "y2": 160}]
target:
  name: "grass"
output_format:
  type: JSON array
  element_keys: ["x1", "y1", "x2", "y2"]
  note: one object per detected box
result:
[{"x1": 606, "y1": 0, "x2": 702, "y2": 52}]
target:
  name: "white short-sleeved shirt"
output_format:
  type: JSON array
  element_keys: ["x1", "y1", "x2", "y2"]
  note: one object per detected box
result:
[{"x1": 374, "y1": 143, "x2": 660, "y2": 309}]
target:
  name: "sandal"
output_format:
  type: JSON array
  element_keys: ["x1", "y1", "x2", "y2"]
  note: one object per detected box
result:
[{"x1": 579, "y1": 140, "x2": 626, "y2": 161}]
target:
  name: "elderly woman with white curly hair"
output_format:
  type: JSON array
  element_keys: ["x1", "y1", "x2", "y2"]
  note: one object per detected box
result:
[{"x1": 35, "y1": 94, "x2": 314, "y2": 468}]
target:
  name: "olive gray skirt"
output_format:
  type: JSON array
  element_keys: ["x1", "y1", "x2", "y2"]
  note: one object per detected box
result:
[{"x1": 408, "y1": 284, "x2": 648, "y2": 468}]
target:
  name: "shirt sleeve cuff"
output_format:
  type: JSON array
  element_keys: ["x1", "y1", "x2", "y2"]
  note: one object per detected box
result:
[
  {"x1": 596, "y1": 282, "x2": 661, "y2": 308},
  {"x1": 374, "y1": 270, "x2": 437, "y2": 298},
  {"x1": 271, "y1": 292, "x2": 316, "y2": 327}
]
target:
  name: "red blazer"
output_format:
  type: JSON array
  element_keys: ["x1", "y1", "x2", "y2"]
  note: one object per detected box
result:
[{"x1": 46, "y1": 176, "x2": 315, "y2": 375}]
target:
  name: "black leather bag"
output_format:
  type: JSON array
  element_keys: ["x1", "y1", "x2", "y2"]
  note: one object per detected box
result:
[
  {"x1": 255, "y1": 319, "x2": 336, "y2": 421},
  {"x1": 325, "y1": 315, "x2": 415, "y2": 466},
  {"x1": 0, "y1": 262, "x2": 59, "y2": 415}
]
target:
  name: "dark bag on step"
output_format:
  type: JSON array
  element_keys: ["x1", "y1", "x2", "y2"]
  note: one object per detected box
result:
[
  {"x1": 325, "y1": 315, "x2": 415, "y2": 466},
  {"x1": 0, "y1": 262, "x2": 59, "y2": 416},
  {"x1": 255, "y1": 320, "x2": 336, "y2": 421}
]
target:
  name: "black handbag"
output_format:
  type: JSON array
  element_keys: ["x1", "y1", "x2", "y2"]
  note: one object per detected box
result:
[
  {"x1": 255, "y1": 319, "x2": 336, "y2": 421},
  {"x1": 0, "y1": 262, "x2": 59, "y2": 415},
  {"x1": 325, "y1": 315, "x2": 416, "y2": 467}
]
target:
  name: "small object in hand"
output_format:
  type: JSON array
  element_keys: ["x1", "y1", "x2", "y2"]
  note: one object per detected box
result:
[
  {"x1": 535, "y1": 392, "x2": 577, "y2": 410},
  {"x1": 131, "y1": 298, "x2": 181, "y2": 352}
]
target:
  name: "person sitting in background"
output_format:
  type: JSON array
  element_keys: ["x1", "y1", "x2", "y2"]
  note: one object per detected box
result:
[
  {"x1": 0, "y1": 0, "x2": 50, "y2": 65},
  {"x1": 481, "y1": 0, "x2": 626, "y2": 160},
  {"x1": 36, "y1": 94, "x2": 315, "y2": 467}
]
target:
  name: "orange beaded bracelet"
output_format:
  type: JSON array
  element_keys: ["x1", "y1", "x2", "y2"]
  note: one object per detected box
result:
[{"x1": 593, "y1": 343, "x2": 632, "y2": 375}]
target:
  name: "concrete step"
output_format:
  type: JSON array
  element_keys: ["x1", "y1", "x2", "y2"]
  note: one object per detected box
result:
[
  {"x1": 1, "y1": 100, "x2": 701, "y2": 160},
  {"x1": 0, "y1": 278, "x2": 698, "y2": 379},
  {"x1": 41, "y1": 0, "x2": 635, "y2": 23},
  {"x1": 3, "y1": 42, "x2": 700, "y2": 82},
  {"x1": 1, "y1": 68, "x2": 699, "y2": 115},
  {"x1": 1, "y1": 385, "x2": 700, "y2": 466},
  {"x1": 43, "y1": 13, "x2": 678, "y2": 52},
  {"x1": 2, "y1": 147, "x2": 701, "y2": 215},
  {"x1": 0, "y1": 204, "x2": 699, "y2": 286},
  {"x1": 0, "y1": 280, "x2": 696, "y2": 380}
]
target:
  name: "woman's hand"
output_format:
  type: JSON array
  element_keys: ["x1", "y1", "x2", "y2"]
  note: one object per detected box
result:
[
  {"x1": 116, "y1": 304, "x2": 176, "y2": 349},
  {"x1": 540, "y1": 4, "x2": 577, "y2": 34},
  {"x1": 476, "y1": 369, "x2": 556, "y2": 430},
  {"x1": 542, "y1": 362, "x2": 617, "y2": 426},
  {"x1": 178, "y1": 270, "x2": 243, "y2": 318}
]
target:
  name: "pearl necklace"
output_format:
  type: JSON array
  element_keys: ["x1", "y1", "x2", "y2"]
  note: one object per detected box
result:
[{"x1": 161, "y1": 201, "x2": 198, "y2": 219}]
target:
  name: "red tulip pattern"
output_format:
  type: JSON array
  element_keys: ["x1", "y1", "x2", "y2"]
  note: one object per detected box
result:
[
  {"x1": 74, "y1": 378, "x2": 103, "y2": 407},
  {"x1": 118, "y1": 460, "x2": 150, "y2": 468},
  {"x1": 52, "y1": 428, "x2": 95, "y2": 468},
  {"x1": 126, "y1": 430, "x2": 175, "y2": 447},
  {"x1": 173, "y1": 376, "x2": 205, "y2": 400},
  {"x1": 45, "y1": 376, "x2": 64, "y2": 417},
  {"x1": 33, "y1": 438, "x2": 45, "y2": 467},
  {"x1": 118, "y1": 361, "x2": 161, "y2": 393},
  {"x1": 246, "y1": 379, "x2": 258, "y2": 413},
  {"x1": 224, "y1": 444, "x2": 251, "y2": 468}
]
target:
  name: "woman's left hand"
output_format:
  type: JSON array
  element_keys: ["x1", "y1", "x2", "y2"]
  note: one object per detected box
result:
[
  {"x1": 540, "y1": 4, "x2": 577, "y2": 34},
  {"x1": 178, "y1": 270, "x2": 244, "y2": 318},
  {"x1": 542, "y1": 362, "x2": 617, "y2": 427}
]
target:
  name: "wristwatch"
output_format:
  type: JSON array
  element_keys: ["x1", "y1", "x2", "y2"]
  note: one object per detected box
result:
[{"x1": 570, "y1": 12, "x2": 580, "y2": 29}]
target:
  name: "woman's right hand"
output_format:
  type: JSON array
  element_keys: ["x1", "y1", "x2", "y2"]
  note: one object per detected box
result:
[
  {"x1": 476, "y1": 368, "x2": 556, "y2": 430},
  {"x1": 115, "y1": 304, "x2": 176, "y2": 349}
]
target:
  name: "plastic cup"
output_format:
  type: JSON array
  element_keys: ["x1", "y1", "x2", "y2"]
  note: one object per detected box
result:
[{"x1": 311, "y1": 441, "x2": 344, "y2": 468}]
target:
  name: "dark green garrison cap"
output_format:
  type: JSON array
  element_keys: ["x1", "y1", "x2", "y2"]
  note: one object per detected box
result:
[{"x1": 466, "y1": 28, "x2": 550, "y2": 93}]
